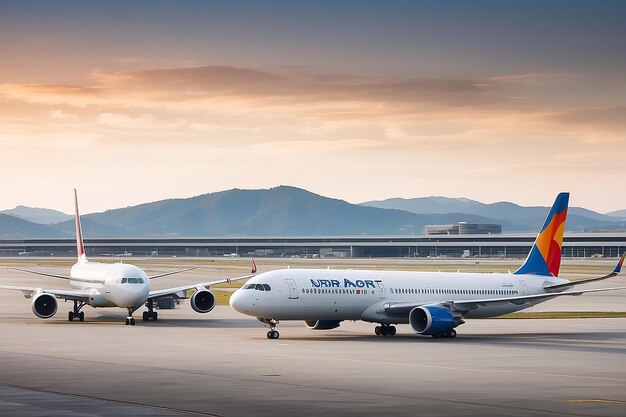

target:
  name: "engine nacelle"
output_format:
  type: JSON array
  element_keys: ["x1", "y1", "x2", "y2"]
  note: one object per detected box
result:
[
  {"x1": 305, "y1": 320, "x2": 342, "y2": 330},
  {"x1": 409, "y1": 306, "x2": 455, "y2": 335},
  {"x1": 190, "y1": 289, "x2": 216, "y2": 313},
  {"x1": 31, "y1": 293, "x2": 58, "y2": 319}
]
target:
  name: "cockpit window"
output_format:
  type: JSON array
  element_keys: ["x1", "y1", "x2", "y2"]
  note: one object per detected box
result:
[
  {"x1": 121, "y1": 278, "x2": 128, "y2": 284},
  {"x1": 244, "y1": 283, "x2": 272, "y2": 291},
  {"x1": 128, "y1": 278, "x2": 139, "y2": 284}
]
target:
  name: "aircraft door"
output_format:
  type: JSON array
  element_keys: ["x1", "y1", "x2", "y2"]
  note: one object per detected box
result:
[
  {"x1": 377, "y1": 281, "x2": 386, "y2": 299},
  {"x1": 286, "y1": 279, "x2": 299, "y2": 299},
  {"x1": 519, "y1": 280, "x2": 529, "y2": 295}
]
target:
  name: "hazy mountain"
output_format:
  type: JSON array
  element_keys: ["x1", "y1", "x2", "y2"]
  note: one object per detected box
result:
[
  {"x1": 0, "y1": 214, "x2": 63, "y2": 238},
  {"x1": 361, "y1": 197, "x2": 625, "y2": 232},
  {"x1": 82, "y1": 186, "x2": 524, "y2": 236},
  {"x1": 2, "y1": 187, "x2": 624, "y2": 238},
  {"x1": 607, "y1": 209, "x2": 626, "y2": 219},
  {"x1": 1, "y1": 205, "x2": 72, "y2": 224}
]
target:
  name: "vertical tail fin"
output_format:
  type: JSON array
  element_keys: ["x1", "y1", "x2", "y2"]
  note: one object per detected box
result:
[
  {"x1": 74, "y1": 189, "x2": 87, "y2": 263},
  {"x1": 514, "y1": 192, "x2": 569, "y2": 277}
]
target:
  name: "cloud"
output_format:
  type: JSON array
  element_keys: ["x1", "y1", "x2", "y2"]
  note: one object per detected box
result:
[{"x1": 1, "y1": 65, "x2": 624, "y2": 147}]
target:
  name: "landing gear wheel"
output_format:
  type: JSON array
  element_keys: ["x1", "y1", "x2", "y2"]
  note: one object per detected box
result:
[
  {"x1": 152, "y1": 311, "x2": 158, "y2": 321},
  {"x1": 125, "y1": 318, "x2": 130, "y2": 325},
  {"x1": 130, "y1": 318, "x2": 135, "y2": 326},
  {"x1": 143, "y1": 311, "x2": 149, "y2": 321},
  {"x1": 449, "y1": 329, "x2": 457, "y2": 338},
  {"x1": 380, "y1": 325, "x2": 389, "y2": 336},
  {"x1": 389, "y1": 326, "x2": 397, "y2": 336},
  {"x1": 267, "y1": 330, "x2": 279, "y2": 339},
  {"x1": 79, "y1": 312, "x2": 85, "y2": 322},
  {"x1": 375, "y1": 326, "x2": 381, "y2": 335},
  {"x1": 68, "y1": 311, "x2": 74, "y2": 321}
]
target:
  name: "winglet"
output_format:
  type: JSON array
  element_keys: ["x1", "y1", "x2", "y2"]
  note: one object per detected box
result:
[
  {"x1": 251, "y1": 258, "x2": 257, "y2": 274},
  {"x1": 613, "y1": 254, "x2": 625, "y2": 275},
  {"x1": 514, "y1": 192, "x2": 569, "y2": 277},
  {"x1": 74, "y1": 189, "x2": 87, "y2": 263}
]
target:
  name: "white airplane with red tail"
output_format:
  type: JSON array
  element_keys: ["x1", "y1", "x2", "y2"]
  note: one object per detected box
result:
[{"x1": 0, "y1": 190, "x2": 256, "y2": 325}]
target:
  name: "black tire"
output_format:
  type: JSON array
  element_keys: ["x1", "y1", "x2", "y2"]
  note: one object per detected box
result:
[
  {"x1": 79, "y1": 312, "x2": 85, "y2": 322},
  {"x1": 272, "y1": 331, "x2": 280, "y2": 339},
  {"x1": 380, "y1": 326, "x2": 389, "y2": 336},
  {"x1": 375, "y1": 326, "x2": 381, "y2": 335},
  {"x1": 68, "y1": 311, "x2": 74, "y2": 321},
  {"x1": 152, "y1": 311, "x2": 158, "y2": 321},
  {"x1": 267, "y1": 331, "x2": 273, "y2": 339},
  {"x1": 143, "y1": 311, "x2": 149, "y2": 321},
  {"x1": 125, "y1": 318, "x2": 130, "y2": 325},
  {"x1": 130, "y1": 318, "x2": 136, "y2": 326},
  {"x1": 389, "y1": 326, "x2": 397, "y2": 336},
  {"x1": 449, "y1": 329, "x2": 457, "y2": 338}
]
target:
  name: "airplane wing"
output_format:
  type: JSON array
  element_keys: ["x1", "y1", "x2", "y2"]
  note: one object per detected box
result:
[
  {"x1": 543, "y1": 254, "x2": 625, "y2": 291},
  {"x1": 8, "y1": 267, "x2": 70, "y2": 280},
  {"x1": 148, "y1": 266, "x2": 199, "y2": 280},
  {"x1": 148, "y1": 274, "x2": 255, "y2": 300},
  {"x1": 0, "y1": 285, "x2": 90, "y2": 302},
  {"x1": 382, "y1": 286, "x2": 626, "y2": 317}
]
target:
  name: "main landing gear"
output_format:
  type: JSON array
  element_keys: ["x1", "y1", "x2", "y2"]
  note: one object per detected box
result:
[
  {"x1": 68, "y1": 301, "x2": 86, "y2": 322},
  {"x1": 375, "y1": 324, "x2": 397, "y2": 336},
  {"x1": 125, "y1": 307, "x2": 136, "y2": 326},
  {"x1": 142, "y1": 299, "x2": 158, "y2": 321},
  {"x1": 432, "y1": 329, "x2": 457, "y2": 339}
]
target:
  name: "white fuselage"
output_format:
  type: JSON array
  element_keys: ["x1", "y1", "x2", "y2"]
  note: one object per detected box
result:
[
  {"x1": 230, "y1": 268, "x2": 568, "y2": 323},
  {"x1": 70, "y1": 261, "x2": 150, "y2": 309}
]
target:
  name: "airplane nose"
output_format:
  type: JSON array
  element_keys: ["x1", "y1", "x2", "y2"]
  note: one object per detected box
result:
[{"x1": 229, "y1": 289, "x2": 249, "y2": 313}]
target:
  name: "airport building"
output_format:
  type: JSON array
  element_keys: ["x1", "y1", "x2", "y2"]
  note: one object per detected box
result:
[
  {"x1": 0, "y1": 233, "x2": 624, "y2": 259},
  {"x1": 425, "y1": 222, "x2": 502, "y2": 235}
]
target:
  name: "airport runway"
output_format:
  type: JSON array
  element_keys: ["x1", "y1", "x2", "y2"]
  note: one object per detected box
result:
[{"x1": 0, "y1": 260, "x2": 625, "y2": 416}]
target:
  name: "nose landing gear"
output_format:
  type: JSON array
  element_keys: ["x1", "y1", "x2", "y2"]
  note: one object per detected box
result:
[
  {"x1": 125, "y1": 307, "x2": 136, "y2": 326},
  {"x1": 258, "y1": 318, "x2": 280, "y2": 339}
]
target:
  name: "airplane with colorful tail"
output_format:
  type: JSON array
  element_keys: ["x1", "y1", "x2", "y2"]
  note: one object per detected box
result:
[
  {"x1": 0, "y1": 190, "x2": 256, "y2": 325},
  {"x1": 230, "y1": 192, "x2": 625, "y2": 339}
]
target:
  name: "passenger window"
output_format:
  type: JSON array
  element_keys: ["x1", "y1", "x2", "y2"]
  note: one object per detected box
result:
[{"x1": 263, "y1": 284, "x2": 271, "y2": 291}]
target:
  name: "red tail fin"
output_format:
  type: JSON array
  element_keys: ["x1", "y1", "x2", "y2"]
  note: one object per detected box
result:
[{"x1": 74, "y1": 189, "x2": 86, "y2": 262}]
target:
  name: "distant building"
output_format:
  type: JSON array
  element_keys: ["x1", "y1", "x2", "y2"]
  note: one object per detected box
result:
[{"x1": 425, "y1": 222, "x2": 501, "y2": 235}]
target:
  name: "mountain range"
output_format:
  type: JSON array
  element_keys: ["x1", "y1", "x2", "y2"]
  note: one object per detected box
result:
[{"x1": 0, "y1": 186, "x2": 624, "y2": 238}]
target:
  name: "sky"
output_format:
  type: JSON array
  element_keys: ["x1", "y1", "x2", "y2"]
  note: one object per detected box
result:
[{"x1": 1, "y1": 0, "x2": 625, "y2": 214}]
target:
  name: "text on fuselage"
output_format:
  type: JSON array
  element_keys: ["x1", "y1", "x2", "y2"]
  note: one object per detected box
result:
[{"x1": 310, "y1": 279, "x2": 376, "y2": 288}]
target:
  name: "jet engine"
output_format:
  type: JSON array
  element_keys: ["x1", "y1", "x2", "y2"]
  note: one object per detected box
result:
[
  {"x1": 31, "y1": 293, "x2": 58, "y2": 318},
  {"x1": 190, "y1": 289, "x2": 216, "y2": 313},
  {"x1": 304, "y1": 320, "x2": 342, "y2": 330},
  {"x1": 409, "y1": 306, "x2": 455, "y2": 336}
]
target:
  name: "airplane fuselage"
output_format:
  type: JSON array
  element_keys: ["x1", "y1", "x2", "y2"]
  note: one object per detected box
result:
[
  {"x1": 230, "y1": 268, "x2": 568, "y2": 323},
  {"x1": 69, "y1": 262, "x2": 150, "y2": 309}
]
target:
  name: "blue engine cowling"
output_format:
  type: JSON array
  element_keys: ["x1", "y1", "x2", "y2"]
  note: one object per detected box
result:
[
  {"x1": 305, "y1": 320, "x2": 342, "y2": 330},
  {"x1": 409, "y1": 306, "x2": 455, "y2": 335}
]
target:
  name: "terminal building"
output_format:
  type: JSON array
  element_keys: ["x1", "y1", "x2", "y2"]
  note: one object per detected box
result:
[
  {"x1": 425, "y1": 222, "x2": 502, "y2": 235},
  {"x1": 0, "y1": 233, "x2": 624, "y2": 259}
]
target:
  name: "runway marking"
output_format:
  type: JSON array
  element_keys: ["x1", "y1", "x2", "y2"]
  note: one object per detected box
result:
[
  {"x1": 273, "y1": 353, "x2": 626, "y2": 383},
  {"x1": 569, "y1": 398, "x2": 626, "y2": 404}
]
